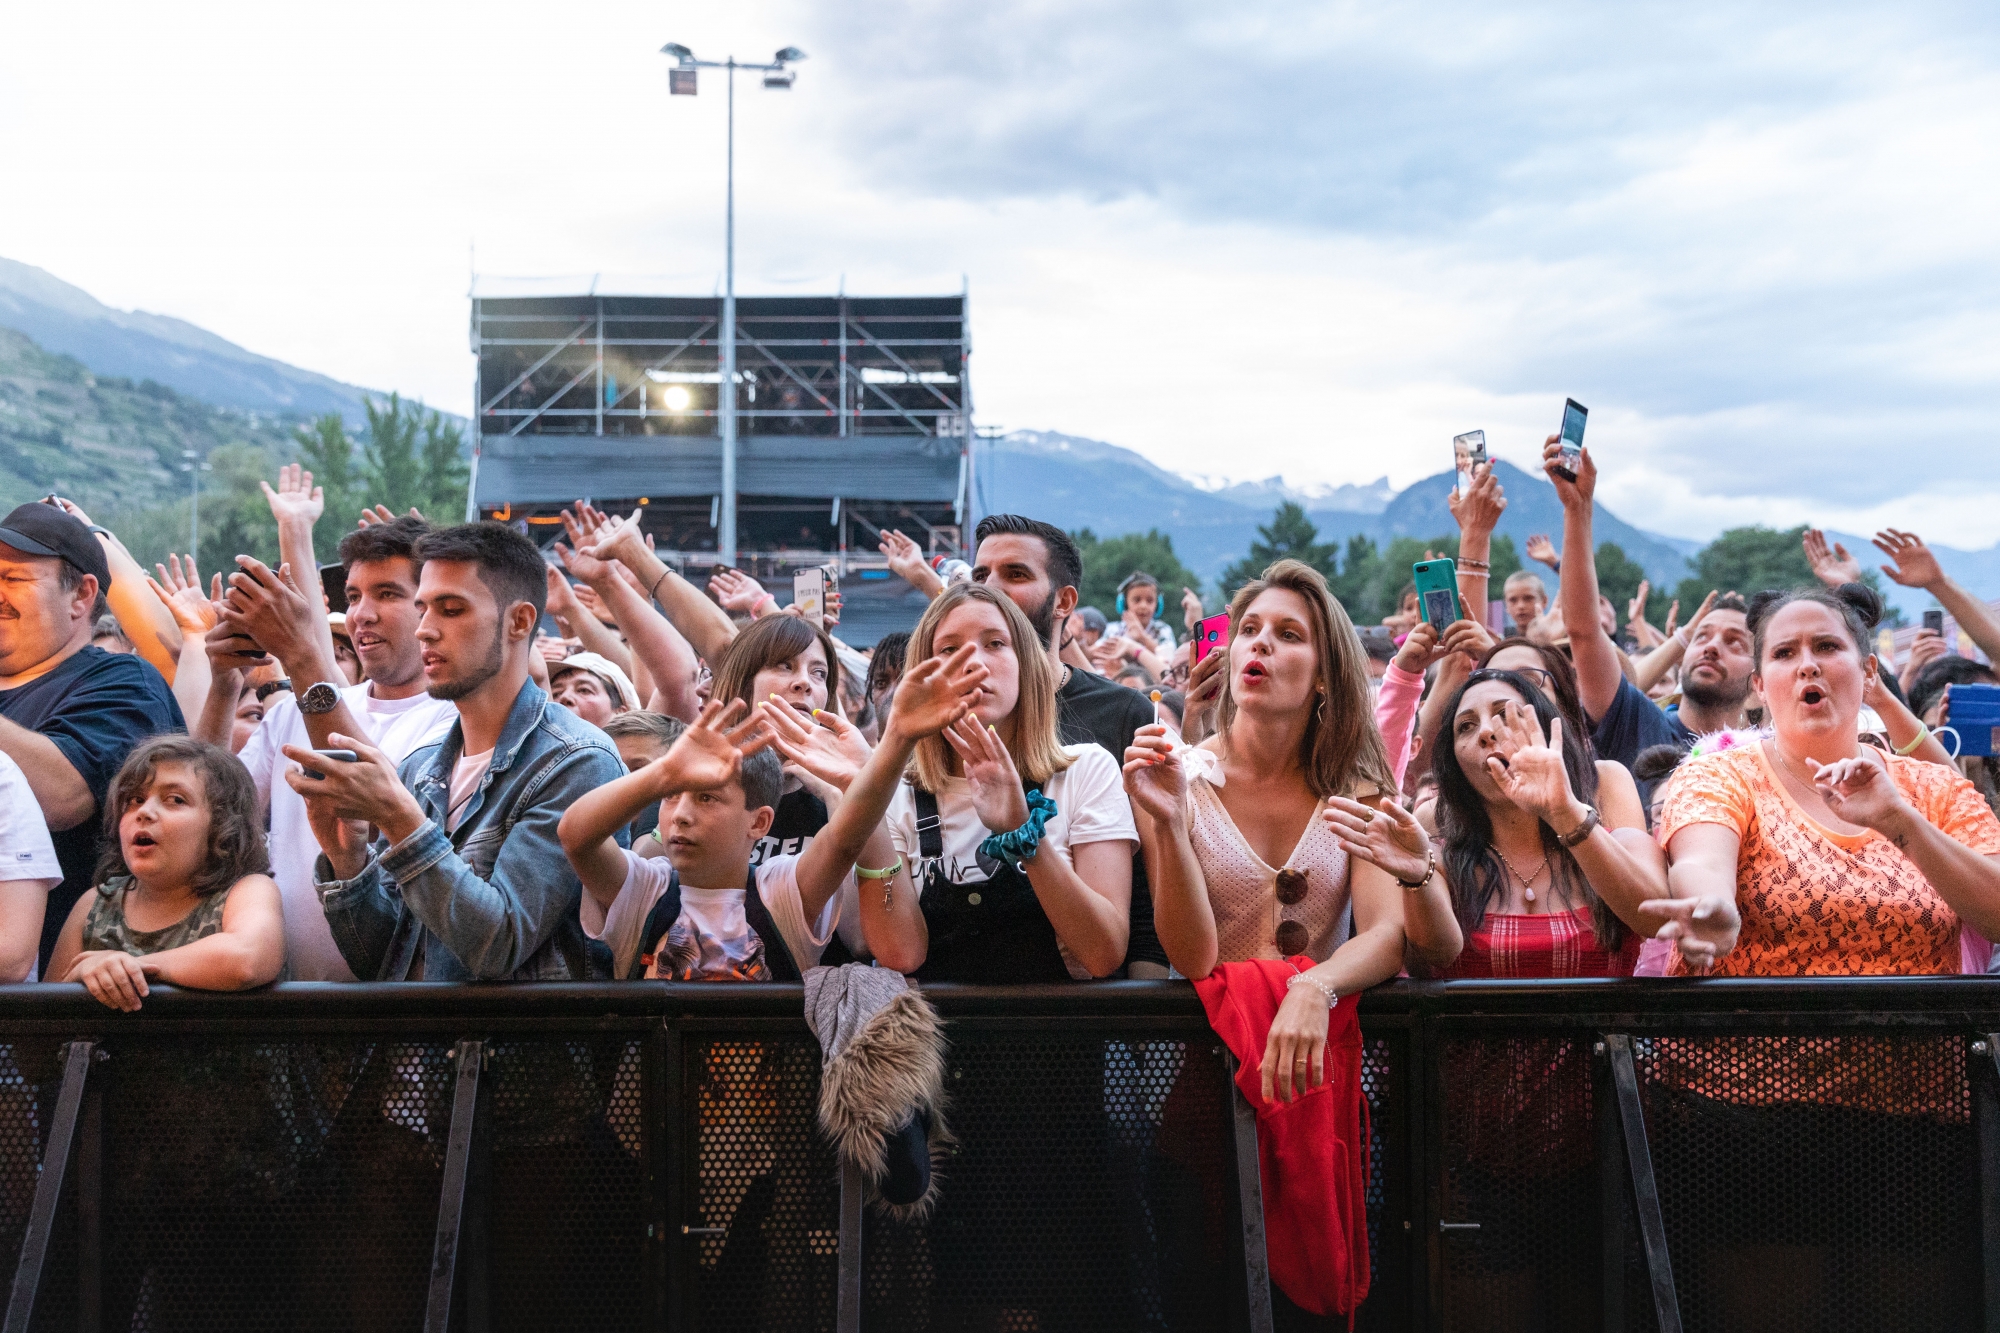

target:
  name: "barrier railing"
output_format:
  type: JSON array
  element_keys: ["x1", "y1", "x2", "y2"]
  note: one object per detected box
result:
[{"x1": 0, "y1": 977, "x2": 1994, "y2": 1332}]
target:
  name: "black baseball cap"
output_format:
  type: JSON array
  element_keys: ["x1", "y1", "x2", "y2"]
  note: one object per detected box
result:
[{"x1": 0, "y1": 503, "x2": 112, "y2": 592}]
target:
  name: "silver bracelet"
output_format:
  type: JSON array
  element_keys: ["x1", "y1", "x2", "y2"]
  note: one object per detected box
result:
[{"x1": 1285, "y1": 972, "x2": 1338, "y2": 1010}]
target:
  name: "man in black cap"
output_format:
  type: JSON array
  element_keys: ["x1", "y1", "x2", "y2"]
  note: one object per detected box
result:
[{"x1": 0, "y1": 501, "x2": 184, "y2": 969}]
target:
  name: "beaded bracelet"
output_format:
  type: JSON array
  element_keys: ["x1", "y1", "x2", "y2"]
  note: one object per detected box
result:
[
  {"x1": 980, "y1": 789, "x2": 1058, "y2": 869},
  {"x1": 1285, "y1": 972, "x2": 1339, "y2": 1010}
]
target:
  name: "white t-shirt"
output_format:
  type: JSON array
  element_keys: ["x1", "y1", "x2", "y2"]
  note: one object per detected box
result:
[
  {"x1": 884, "y1": 742, "x2": 1138, "y2": 893},
  {"x1": 237, "y1": 683, "x2": 457, "y2": 981},
  {"x1": 581, "y1": 850, "x2": 844, "y2": 980},
  {"x1": 0, "y1": 753, "x2": 61, "y2": 981}
]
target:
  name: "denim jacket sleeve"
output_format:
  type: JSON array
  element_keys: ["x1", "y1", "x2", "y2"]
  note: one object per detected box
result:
[
  {"x1": 378, "y1": 740, "x2": 625, "y2": 979},
  {"x1": 314, "y1": 840, "x2": 405, "y2": 981}
]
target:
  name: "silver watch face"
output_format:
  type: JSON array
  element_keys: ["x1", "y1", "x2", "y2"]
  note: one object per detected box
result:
[{"x1": 299, "y1": 682, "x2": 341, "y2": 714}]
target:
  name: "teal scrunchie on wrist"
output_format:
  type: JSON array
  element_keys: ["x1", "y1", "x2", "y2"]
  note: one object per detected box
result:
[{"x1": 980, "y1": 788, "x2": 1058, "y2": 868}]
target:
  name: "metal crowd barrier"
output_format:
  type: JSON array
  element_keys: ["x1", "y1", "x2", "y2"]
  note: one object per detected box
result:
[{"x1": 0, "y1": 977, "x2": 1994, "y2": 1332}]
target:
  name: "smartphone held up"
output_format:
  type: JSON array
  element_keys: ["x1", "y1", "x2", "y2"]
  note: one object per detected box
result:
[
  {"x1": 1411, "y1": 558, "x2": 1459, "y2": 629},
  {"x1": 1193, "y1": 612, "x2": 1231, "y2": 665},
  {"x1": 1551, "y1": 398, "x2": 1588, "y2": 482},
  {"x1": 1453, "y1": 430, "x2": 1487, "y2": 497}
]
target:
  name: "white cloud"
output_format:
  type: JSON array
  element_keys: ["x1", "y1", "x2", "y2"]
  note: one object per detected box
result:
[{"x1": 0, "y1": 1, "x2": 1996, "y2": 546}]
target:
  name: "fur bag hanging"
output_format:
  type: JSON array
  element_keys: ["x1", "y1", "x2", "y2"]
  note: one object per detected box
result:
[{"x1": 804, "y1": 963, "x2": 953, "y2": 1218}]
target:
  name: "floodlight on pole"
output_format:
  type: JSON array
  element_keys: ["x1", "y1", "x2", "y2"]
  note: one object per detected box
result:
[{"x1": 658, "y1": 40, "x2": 806, "y2": 567}]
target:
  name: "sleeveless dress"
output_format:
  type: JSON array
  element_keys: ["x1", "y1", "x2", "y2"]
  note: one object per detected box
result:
[{"x1": 1182, "y1": 748, "x2": 1353, "y2": 963}]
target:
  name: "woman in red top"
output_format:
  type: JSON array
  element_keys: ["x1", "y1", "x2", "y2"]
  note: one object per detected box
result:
[
  {"x1": 1336, "y1": 668, "x2": 1667, "y2": 976},
  {"x1": 1330, "y1": 667, "x2": 1670, "y2": 1325}
]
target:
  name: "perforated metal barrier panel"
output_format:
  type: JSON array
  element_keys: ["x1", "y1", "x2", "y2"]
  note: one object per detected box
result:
[{"x1": 0, "y1": 981, "x2": 1991, "y2": 1333}]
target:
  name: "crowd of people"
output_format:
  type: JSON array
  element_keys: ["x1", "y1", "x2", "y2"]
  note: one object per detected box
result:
[{"x1": 0, "y1": 431, "x2": 1997, "y2": 1090}]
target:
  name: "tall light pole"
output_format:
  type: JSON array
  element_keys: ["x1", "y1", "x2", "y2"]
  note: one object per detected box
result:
[
  {"x1": 179, "y1": 449, "x2": 210, "y2": 556},
  {"x1": 660, "y1": 41, "x2": 806, "y2": 568}
]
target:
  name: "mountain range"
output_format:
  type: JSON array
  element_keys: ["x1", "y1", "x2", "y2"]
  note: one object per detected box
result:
[
  {"x1": 2, "y1": 256, "x2": 1997, "y2": 617},
  {"x1": 0, "y1": 257, "x2": 366, "y2": 422}
]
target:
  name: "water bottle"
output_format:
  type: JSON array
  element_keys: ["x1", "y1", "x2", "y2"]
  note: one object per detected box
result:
[{"x1": 930, "y1": 555, "x2": 973, "y2": 586}]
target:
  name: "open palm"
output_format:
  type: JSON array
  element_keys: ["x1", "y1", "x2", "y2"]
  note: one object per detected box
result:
[
  {"x1": 659, "y1": 699, "x2": 767, "y2": 794},
  {"x1": 1486, "y1": 707, "x2": 1574, "y2": 824},
  {"x1": 889, "y1": 645, "x2": 987, "y2": 740},
  {"x1": 945, "y1": 714, "x2": 1028, "y2": 833}
]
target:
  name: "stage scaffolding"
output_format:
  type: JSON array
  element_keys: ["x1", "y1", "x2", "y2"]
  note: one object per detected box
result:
[{"x1": 467, "y1": 291, "x2": 973, "y2": 641}]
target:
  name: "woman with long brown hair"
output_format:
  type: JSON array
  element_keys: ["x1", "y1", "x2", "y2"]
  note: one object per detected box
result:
[{"x1": 1124, "y1": 559, "x2": 1407, "y2": 1102}]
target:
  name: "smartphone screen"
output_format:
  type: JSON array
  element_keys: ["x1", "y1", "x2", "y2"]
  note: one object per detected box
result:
[
  {"x1": 1554, "y1": 398, "x2": 1588, "y2": 479},
  {"x1": 1412, "y1": 558, "x2": 1460, "y2": 628},
  {"x1": 792, "y1": 568, "x2": 826, "y2": 628},
  {"x1": 1453, "y1": 430, "x2": 1487, "y2": 497},
  {"x1": 320, "y1": 563, "x2": 348, "y2": 613},
  {"x1": 1923, "y1": 609, "x2": 1945, "y2": 635},
  {"x1": 1193, "y1": 612, "x2": 1231, "y2": 665}
]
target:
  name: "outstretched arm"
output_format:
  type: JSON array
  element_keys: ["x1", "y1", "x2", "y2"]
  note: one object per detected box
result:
[
  {"x1": 574, "y1": 504, "x2": 739, "y2": 662},
  {"x1": 1543, "y1": 438, "x2": 1620, "y2": 721},
  {"x1": 1874, "y1": 528, "x2": 2000, "y2": 666}
]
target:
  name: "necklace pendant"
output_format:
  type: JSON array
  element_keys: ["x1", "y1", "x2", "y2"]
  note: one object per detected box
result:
[{"x1": 1523, "y1": 887, "x2": 1536, "y2": 903}]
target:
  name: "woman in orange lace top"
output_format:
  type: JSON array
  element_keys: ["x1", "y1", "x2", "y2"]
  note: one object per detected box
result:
[{"x1": 1650, "y1": 585, "x2": 2000, "y2": 975}]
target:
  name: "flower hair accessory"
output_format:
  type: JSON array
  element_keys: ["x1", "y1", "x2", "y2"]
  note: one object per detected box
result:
[{"x1": 1684, "y1": 726, "x2": 1770, "y2": 761}]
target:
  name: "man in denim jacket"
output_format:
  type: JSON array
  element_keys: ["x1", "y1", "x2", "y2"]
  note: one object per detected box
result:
[{"x1": 286, "y1": 523, "x2": 626, "y2": 980}]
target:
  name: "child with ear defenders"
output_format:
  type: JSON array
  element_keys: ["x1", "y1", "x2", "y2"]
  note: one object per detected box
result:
[{"x1": 559, "y1": 655, "x2": 987, "y2": 980}]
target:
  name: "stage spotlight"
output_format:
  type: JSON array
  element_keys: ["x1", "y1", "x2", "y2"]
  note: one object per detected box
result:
[{"x1": 663, "y1": 385, "x2": 692, "y2": 412}]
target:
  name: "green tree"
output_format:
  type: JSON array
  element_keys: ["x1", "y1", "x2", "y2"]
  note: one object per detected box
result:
[
  {"x1": 1593, "y1": 542, "x2": 1659, "y2": 629},
  {"x1": 1220, "y1": 502, "x2": 1339, "y2": 598},
  {"x1": 362, "y1": 393, "x2": 424, "y2": 516},
  {"x1": 1072, "y1": 528, "x2": 1204, "y2": 615},
  {"x1": 418, "y1": 410, "x2": 470, "y2": 522},
  {"x1": 291, "y1": 413, "x2": 363, "y2": 531},
  {"x1": 1672, "y1": 525, "x2": 1818, "y2": 613}
]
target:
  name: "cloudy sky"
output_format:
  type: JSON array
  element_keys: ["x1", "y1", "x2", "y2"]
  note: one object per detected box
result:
[{"x1": 4, "y1": 1, "x2": 1998, "y2": 544}]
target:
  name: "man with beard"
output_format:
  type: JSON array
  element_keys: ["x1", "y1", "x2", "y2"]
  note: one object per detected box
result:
[
  {"x1": 273, "y1": 523, "x2": 625, "y2": 979},
  {"x1": 1542, "y1": 439, "x2": 1753, "y2": 784},
  {"x1": 203, "y1": 515, "x2": 456, "y2": 979},
  {"x1": 971, "y1": 514, "x2": 1168, "y2": 975}
]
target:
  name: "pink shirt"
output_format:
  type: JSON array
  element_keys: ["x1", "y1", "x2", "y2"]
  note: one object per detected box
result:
[{"x1": 1373, "y1": 662, "x2": 1425, "y2": 792}]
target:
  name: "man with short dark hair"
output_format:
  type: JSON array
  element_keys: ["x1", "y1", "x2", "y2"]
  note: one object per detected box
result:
[
  {"x1": 205, "y1": 512, "x2": 455, "y2": 979},
  {"x1": 971, "y1": 513, "x2": 1168, "y2": 975},
  {"x1": 0, "y1": 502, "x2": 183, "y2": 967},
  {"x1": 284, "y1": 522, "x2": 626, "y2": 979}
]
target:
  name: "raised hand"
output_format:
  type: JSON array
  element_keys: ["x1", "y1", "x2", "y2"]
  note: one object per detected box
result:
[
  {"x1": 761, "y1": 696, "x2": 871, "y2": 793},
  {"x1": 1802, "y1": 529, "x2": 1863, "y2": 588},
  {"x1": 1641, "y1": 895, "x2": 1741, "y2": 973},
  {"x1": 943, "y1": 714, "x2": 1029, "y2": 834},
  {"x1": 651, "y1": 698, "x2": 770, "y2": 796},
  {"x1": 1121, "y1": 722, "x2": 1188, "y2": 829},
  {"x1": 147, "y1": 554, "x2": 220, "y2": 635},
  {"x1": 1540, "y1": 436, "x2": 1596, "y2": 508},
  {"x1": 261, "y1": 463, "x2": 324, "y2": 527},
  {"x1": 708, "y1": 567, "x2": 769, "y2": 616},
  {"x1": 217, "y1": 557, "x2": 320, "y2": 671},
  {"x1": 1392, "y1": 620, "x2": 1443, "y2": 675},
  {"x1": 1446, "y1": 460, "x2": 1506, "y2": 538},
  {"x1": 1181, "y1": 645, "x2": 1229, "y2": 742},
  {"x1": 1812, "y1": 746, "x2": 1909, "y2": 834},
  {"x1": 1525, "y1": 533, "x2": 1561, "y2": 572},
  {"x1": 1626, "y1": 579, "x2": 1650, "y2": 630},
  {"x1": 353, "y1": 505, "x2": 418, "y2": 529},
  {"x1": 1872, "y1": 528, "x2": 1944, "y2": 591},
  {"x1": 544, "y1": 565, "x2": 582, "y2": 622},
  {"x1": 1905, "y1": 629, "x2": 1947, "y2": 678},
  {"x1": 878, "y1": 529, "x2": 928, "y2": 582},
  {"x1": 886, "y1": 644, "x2": 988, "y2": 742},
  {"x1": 1662, "y1": 599, "x2": 1681, "y2": 640},
  {"x1": 578, "y1": 506, "x2": 648, "y2": 567},
  {"x1": 1439, "y1": 609, "x2": 1497, "y2": 665},
  {"x1": 1180, "y1": 586, "x2": 1204, "y2": 633},
  {"x1": 1679, "y1": 590, "x2": 1720, "y2": 643},
  {"x1": 1484, "y1": 705, "x2": 1579, "y2": 827},
  {"x1": 1323, "y1": 794, "x2": 1431, "y2": 885}
]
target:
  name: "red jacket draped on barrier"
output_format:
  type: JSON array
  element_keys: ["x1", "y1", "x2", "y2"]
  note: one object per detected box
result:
[{"x1": 1195, "y1": 958, "x2": 1370, "y2": 1322}]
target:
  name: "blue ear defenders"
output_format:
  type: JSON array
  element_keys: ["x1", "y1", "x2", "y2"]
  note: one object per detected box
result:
[{"x1": 1116, "y1": 572, "x2": 1153, "y2": 616}]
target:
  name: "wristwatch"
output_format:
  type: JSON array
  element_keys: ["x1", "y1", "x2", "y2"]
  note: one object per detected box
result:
[
  {"x1": 298, "y1": 681, "x2": 345, "y2": 715},
  {"x1": 1558, "y1": 804, "x2": 1601, "y2": 848}
]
